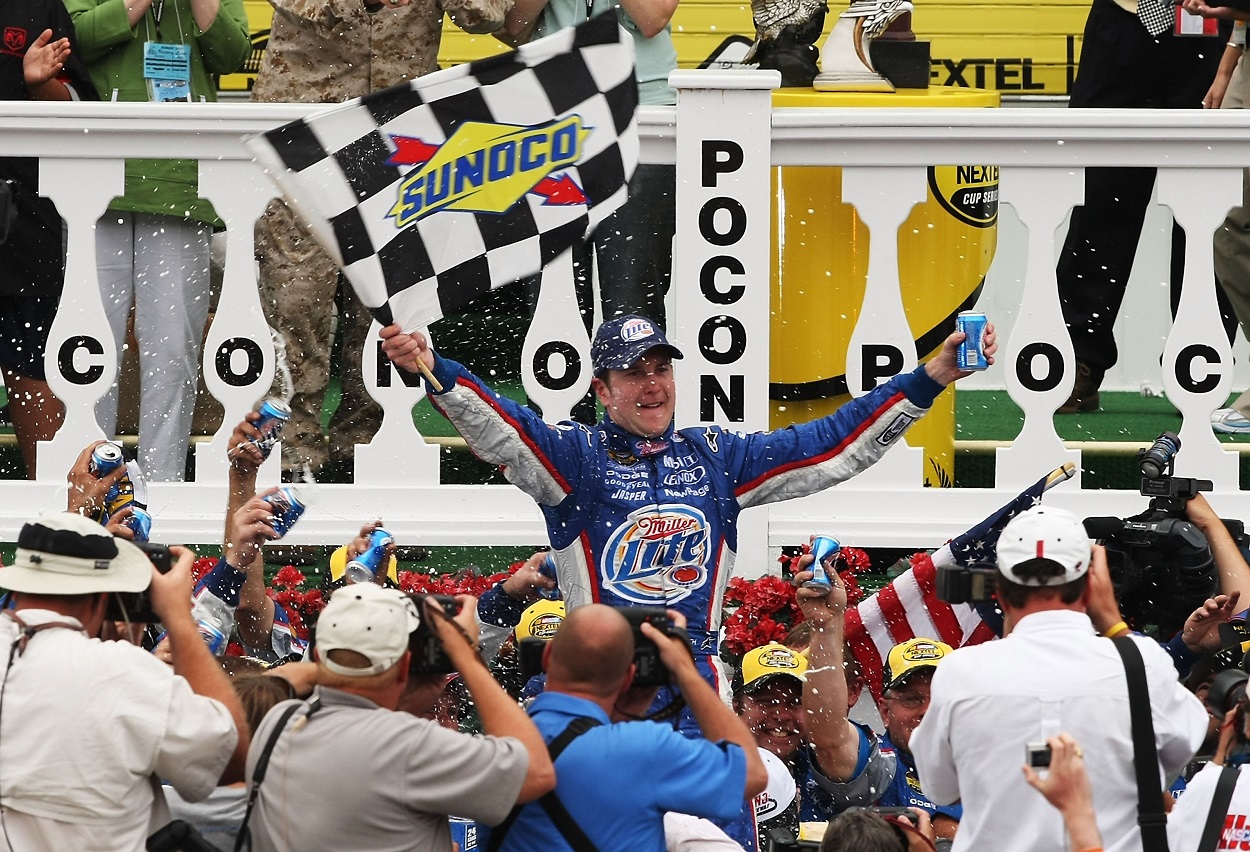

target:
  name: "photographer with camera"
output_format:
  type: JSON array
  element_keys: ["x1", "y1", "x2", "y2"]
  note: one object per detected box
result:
[
  {"x1": 820, "y1": 808, "x2": 936, "y2": 852},
  {"x1": 243, "y1": 584, "x2": 555, "y2": 851},
  {"x1": 0, "y1": 512, "x2": 249, "y2": 851},
  {"x1": 1167, "y1": 667, "x2": 1250, "y2": 849},
  {"x1": 482, "y1": 603, "x2": 767, "y2": 852},
  {"x1": 911, "y1": 505, "x2": 1209, "y2": 852}
]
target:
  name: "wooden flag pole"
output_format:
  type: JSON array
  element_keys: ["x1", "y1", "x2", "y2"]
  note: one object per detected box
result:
[
  {"x1": 1044, "y1": 462, "x2": 1077, "y2": 491},
  {"x1": 416, "y1": 361, "x2": 443, "y2": 393}
]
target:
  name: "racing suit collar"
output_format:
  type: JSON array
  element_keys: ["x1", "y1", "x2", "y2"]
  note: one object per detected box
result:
[{"x1": 600, "y1": 414, "x2": 676, "y2": 458}]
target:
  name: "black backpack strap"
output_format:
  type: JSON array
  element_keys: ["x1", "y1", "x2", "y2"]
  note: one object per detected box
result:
[
  {"x1": 486, "y1": 716, "x2": 602, "y2": 852},
  {"x1": 1198, "y1": 764, "x2": 1241, "y2": 852},
  {"x1": 1111, "y1": 635, "x2": 1169, "y2": 852},
  {"x1": 233, "y1": 702, "x2": 303, "y2": 852}
]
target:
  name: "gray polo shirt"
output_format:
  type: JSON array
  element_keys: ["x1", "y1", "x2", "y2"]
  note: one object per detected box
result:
[{"x1": 246, "y1": 686, "x2": 529, "y2": 852}]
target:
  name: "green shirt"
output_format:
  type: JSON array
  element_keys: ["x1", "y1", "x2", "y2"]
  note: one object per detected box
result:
[{"x1": 64, "y1": 0, "x2": 250, "y2": 224}]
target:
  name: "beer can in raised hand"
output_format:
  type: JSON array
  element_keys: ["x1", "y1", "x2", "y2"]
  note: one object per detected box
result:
[
  {"x1": 955, "y1": 310, "x2": 988, "y2": 371},
  {"x1": 803, "y1": 535, "x2": 840, "y2": 595}
]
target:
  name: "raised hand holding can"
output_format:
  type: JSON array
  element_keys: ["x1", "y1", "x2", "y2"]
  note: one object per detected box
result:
[{"x1": 803, "y1": 535, "x2": 840, "y2": 595}]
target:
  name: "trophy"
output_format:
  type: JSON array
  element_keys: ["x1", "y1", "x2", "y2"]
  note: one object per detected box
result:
[
  {"x1": 813, "y1": 0, "x2": 915, "y2": 92},
  {"x1": 743, "y1": 0, "x2": 829, "y2": 88}
]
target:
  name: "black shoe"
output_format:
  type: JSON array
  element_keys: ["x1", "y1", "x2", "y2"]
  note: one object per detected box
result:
[{"x1": 1058, "y1": 361, "x2": 1102, "y2": 414}]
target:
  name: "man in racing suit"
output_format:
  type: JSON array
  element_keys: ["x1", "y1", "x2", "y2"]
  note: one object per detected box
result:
[{"x1": 381, "y1": 314, "x2": 995, "y2": 703}]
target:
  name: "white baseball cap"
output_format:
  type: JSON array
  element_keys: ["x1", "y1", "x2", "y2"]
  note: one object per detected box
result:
[
  {"x1": 996, "y1": 505, "x2": 1092, "y2": 586},
  {"x1": 316, "y1": 584, "x2": 420, "y2": 677}
]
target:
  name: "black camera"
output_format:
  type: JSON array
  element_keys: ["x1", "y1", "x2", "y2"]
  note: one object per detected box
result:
[
  {"x1": 762, "y1": 826, "x2": 820, "y2": 852},
  {"x1": 407, "y1": 593, "x2": 459, "y2": 674},
  {"x1": 106, "y1": 542, "x2": 174, "y2": 623},
  {"x1": 1025, "y1": 741, "x2": 1052, "y2": 768},
  {"x1": 935, "y1": 561, "x2": 998, "y2": 605},
  {"x1": 621, "y1": 607, "x2": 675, "y2": 688},
  {"x1": 517, "y1": 635, "x2": 548, "y2": 681},
  {"x1": 1084, "y1": 432, "x2": 1234, "y2": 633}
]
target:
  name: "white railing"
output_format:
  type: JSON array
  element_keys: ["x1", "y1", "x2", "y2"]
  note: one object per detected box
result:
[{"x1": 5, "y1": 70, "x2": 1250, "y2": 558}]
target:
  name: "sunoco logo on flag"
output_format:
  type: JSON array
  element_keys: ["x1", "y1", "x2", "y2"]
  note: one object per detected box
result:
[
  {"x1": 245, "y1": 14, "x2": 638, "y2": 330},
  {"x1": 386, "y1": 117, "x2": 591, "y2": 226}
]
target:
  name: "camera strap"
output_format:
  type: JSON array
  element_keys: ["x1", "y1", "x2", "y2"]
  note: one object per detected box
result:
[
  {"x1": 1111, "y1": 635, "x2": 1169, "y2": 852},
  {"x1": 233, "y1": 702, "x2": 303, "y2": 852},
  {"x1": 1198, "y1": 764, "x2": 1240, "y2": 852},
  {"x1": 486, "y1": 716, "x2": 602, "y2": 852}
]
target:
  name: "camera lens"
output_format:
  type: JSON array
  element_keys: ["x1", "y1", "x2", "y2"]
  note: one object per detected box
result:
[
  {"x1": 1205, "y1": 668, "x2": 1249, "y2": 717},
  {"x1": 1140, "y1": 432, "x2": 1181, "y2": 479}
]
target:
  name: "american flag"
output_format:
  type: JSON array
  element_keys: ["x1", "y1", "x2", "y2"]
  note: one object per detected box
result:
[
  {"x1": 845, "y1": 464, "x2": 1075, "y2": 699},
  {"x1": 245, "y1": 14, "x2": 638, "y2": 330}
]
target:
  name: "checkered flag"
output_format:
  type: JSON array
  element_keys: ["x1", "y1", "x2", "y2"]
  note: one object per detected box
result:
[{"x1": 245, "y1": 13, "x2": 638, "y2": 329}]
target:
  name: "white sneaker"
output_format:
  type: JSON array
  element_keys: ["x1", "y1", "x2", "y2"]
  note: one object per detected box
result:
[{"x1": 1212, "y1": 408, "x2": 1250, "y2": 434}]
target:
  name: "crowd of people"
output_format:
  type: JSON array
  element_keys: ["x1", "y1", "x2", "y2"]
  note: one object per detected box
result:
[
  {"x1": 6, "y1": 0, "x2": 1250, "y2": 846},
  {"x1": 0, "y1": 308, "x2": 1244, "y2": 852}
]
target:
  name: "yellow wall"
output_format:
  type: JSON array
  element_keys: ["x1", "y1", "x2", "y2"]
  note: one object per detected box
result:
[{"x1": 221, "y1": 0, "x2": 1089, "y2": 95}]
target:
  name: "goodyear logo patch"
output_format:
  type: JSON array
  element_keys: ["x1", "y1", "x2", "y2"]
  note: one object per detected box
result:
[
  {"x1": 600, "y1": 504, "x2": 710, "y2": 605},
  {"x1": 386, "y1": 116, "x2": 591, "y2": 228},
  {"x1": 929, "y1": 165, "x2": 999, "y2": 228}
]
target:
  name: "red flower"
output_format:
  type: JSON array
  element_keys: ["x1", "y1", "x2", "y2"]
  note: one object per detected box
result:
[
  {"x1": 191, "y1": 557, "x2": 217, "y2": 585},
  {"x1": 721, "y1": 544, "x2": 876, "y2": 660}
]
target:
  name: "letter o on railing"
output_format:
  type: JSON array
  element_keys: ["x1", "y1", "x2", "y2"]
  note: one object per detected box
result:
[{"x1": 215, "y1": 337, "x2": 265, "y2": 387}]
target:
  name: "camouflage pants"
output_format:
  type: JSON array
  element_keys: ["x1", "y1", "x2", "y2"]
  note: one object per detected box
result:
[{"x1": 255, "y1": 199, "x2": 382, "y2": 475}]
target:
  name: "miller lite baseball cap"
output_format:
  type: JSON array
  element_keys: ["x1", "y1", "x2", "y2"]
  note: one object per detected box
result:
[
  {"x1": 316, "y1": 584, "x2": 419, "y2": 677},
  {"x1": 591, "y1": 315, "x2": 684, "y2": 373},
  {"x1": 883, "y1": 638, "x2": 952, "y2": 692},
  {"x1": 733, "y1": 642, "x2": 809, "y2": 694},
  {"x1": 996, "y1": 505, "x2": 1092, "y2": 587}
]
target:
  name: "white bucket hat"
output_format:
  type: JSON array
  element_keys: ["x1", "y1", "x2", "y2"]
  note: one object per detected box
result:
[{"x1": 0, "y1": 513, "x2": 152, "y2": 595}]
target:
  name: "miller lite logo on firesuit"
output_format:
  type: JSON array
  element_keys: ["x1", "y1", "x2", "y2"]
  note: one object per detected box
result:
[{"x1": 600, "y1": 504, "x2": 710, "y2": 604}]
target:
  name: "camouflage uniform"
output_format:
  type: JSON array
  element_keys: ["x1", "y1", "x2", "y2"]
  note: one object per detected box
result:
[{"x1": 252, "y1": 0, "x2": 507, "y2": 475}]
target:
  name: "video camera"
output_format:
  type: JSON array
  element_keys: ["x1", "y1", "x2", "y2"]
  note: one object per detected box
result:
[
  {"x1": 1084, "y1": 432, "x2": 1236, "y2": 633},
  {"x1": 935, "y1": 560, "x2": 998, "y2": 606}
]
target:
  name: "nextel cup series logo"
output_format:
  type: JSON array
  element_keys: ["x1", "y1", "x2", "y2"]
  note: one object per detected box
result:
[
  {"x1": 600, "y1": 504, "x2": 711, "y2": 605},
  {"x1": 386, "y1": 117, "x2": 590, "y2": 227}
]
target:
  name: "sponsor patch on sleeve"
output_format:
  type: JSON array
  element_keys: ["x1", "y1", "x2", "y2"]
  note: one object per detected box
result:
[{"x1": 877, "y1": 413, "x2": 915, "y2": 446}]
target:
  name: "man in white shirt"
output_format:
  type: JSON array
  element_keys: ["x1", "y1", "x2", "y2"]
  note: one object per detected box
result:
[
  {"x1": 0, "y1": 512, "x2": 248, "y2": 852},
  {"x1": 910, "y1": 505, "x2": 1208, "y2": 852}
]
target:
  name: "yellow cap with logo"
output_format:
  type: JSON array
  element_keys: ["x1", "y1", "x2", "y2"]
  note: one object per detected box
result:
[
  {"x1": 883, "y1": 637, "x2": 952, "y2": 692},
  {"x1": 736, "y1": 642, "x2": 809, "y2": 693},
  {"x1": 516, "y1": 599, "x2": 566, "y2": 642}
]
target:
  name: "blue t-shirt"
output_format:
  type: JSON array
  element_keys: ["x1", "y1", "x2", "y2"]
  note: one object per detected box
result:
[{"x1": 480, "y1": 691, "x2": 747, "y2": 852}]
